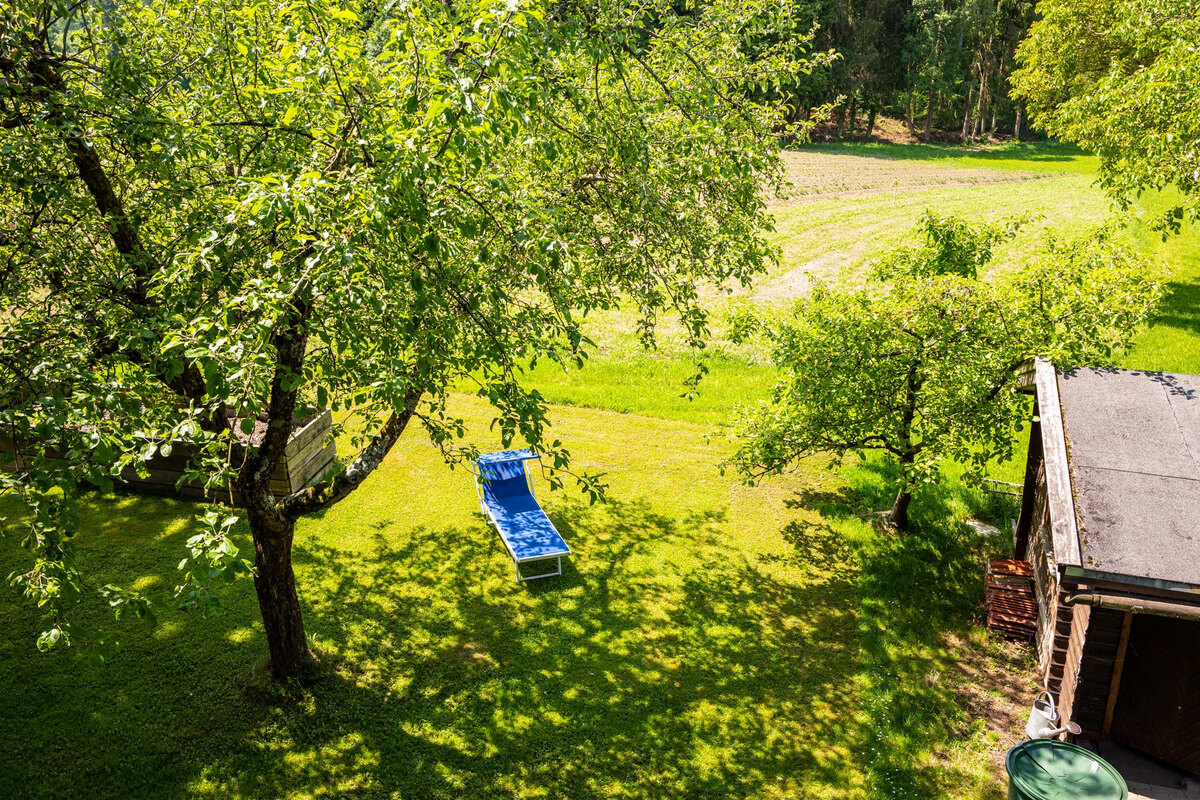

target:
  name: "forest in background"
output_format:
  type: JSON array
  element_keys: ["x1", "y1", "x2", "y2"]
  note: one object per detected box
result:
[
  {"x1": 355, "y1": 0, "x2": 1037, "y2": 144},
  {"x1": 781, "y1": 0, "x2": 1036, "y2": 141}
]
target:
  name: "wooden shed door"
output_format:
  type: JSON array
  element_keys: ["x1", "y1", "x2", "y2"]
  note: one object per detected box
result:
[{"x1": 1109, "y1": 615, "x2": 1200, "y2": 776}]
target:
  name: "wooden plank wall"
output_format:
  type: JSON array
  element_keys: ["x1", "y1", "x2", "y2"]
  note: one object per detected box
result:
[
  {"x1": 115, "y1": 441, "x2": 257, "y2": 500},
  {"x1": 1026, "y1": 359, "x2": 1094, "y2": 723},
  {"x1": 0, "y1": 410, "x2": 335, "y2": 504},
  {"x1": 1053, "y1": 598, "x2": 1089, "y2": 723},
  {"x1": 282, "y1": 441, "x2": 337, "y2": 495},
  {"x1": 1039, "y1": 604, "x2": 1127, "y2": 738},
  {"x1": 1102, "y1": 612, "x2": 1133, "y2": 735},
  {"x1": 1013, "y1": 416, "x2": 1044, "y2": 558},
  {"x1": 1030, "y1": 508, "x2": 1059, "y2": 678},
  {"x1": 1042, "y1": 598, "x2": 1125, "y2": 736},
  {"x1": 1065, "y1": 606, "x2": 1126, "y2": 734},
  {"x1": 274, "y1": 411, "x2": 338, "y2": 495}
]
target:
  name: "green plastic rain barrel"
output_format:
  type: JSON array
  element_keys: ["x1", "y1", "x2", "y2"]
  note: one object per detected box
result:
[{"x1": 1006, "y1": 741, "x2": 1128, "y2": 800}]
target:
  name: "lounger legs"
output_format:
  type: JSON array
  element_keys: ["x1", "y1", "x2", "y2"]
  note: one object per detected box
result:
[{"x1": 514, "y1": 555, "x2": 563, "y2": 582}]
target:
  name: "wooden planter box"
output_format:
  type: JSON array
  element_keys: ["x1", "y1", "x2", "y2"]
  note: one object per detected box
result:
[{"x1": 0, "y1": 410, "x2": 337, "y2": 505}]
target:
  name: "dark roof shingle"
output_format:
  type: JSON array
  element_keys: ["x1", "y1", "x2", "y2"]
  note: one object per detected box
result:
[{"x1": 1057, "y1": 367, "x2": 1200, "y2": 587}]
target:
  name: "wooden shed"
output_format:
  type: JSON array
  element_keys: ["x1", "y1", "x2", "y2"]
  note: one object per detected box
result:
[{"x1": 1014, "y1": 359, "x2": 1200, "y2": 776}]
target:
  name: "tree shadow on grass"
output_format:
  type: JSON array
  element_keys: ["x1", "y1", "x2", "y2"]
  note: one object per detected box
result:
[
  {"x1": 1, "y1": 494, "x2": 866, "y2": 799},
  {"x1": 826, "y1": 458, "x2": 1024, "y2": 799},
  {"x1": 1150, "y1": 280, "x2": 1200, "y2": 336},
  {"x1": 250, "y1": 497, "x2": 867, "y2": 799},
  {"x1": 0, "y1": 468, "x2": 1027, "y2": 800},
  {"x1": 0, "y1": 492, "x2": 271, "y2": 800}
]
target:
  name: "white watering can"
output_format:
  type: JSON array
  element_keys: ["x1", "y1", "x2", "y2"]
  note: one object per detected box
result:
[{"x1": 1024, "y1": 690, "x2": 1082, "y2": 739}]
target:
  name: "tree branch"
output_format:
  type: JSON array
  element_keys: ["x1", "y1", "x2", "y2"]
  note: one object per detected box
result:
[
  {"x1": 19, "y1": 38, "x2": 219, "y2": 419},
  {"x1": 276, "y1": 385, "x2": 424, "y2": 519},
  {"x1": 24, "y1": 46, "x2": 149, "y2": 300}
]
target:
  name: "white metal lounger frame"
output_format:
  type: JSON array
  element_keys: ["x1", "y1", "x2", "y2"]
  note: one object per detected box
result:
[{"x1": 472, "y1": 453, "x2": 569, "y2": 582}]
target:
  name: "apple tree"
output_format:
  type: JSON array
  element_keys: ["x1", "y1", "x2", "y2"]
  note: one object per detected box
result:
[
  {"x1": 0, "y1": 0, "x2": 811, "y2": 677},
  {"x1": 728, "y1": 217, "x2": 1159, "y2": 530}
]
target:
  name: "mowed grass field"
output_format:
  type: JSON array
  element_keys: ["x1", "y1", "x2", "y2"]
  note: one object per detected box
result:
[{"x1": 1, "y1": 142, "x2": 1196, "y2": 800}]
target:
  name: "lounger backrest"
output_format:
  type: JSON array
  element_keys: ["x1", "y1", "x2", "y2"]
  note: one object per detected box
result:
[{"x1": 479, "y1": 458, "x2": 531, "y2": 502}]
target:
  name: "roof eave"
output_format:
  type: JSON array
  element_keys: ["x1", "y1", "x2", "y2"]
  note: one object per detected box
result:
[
  {"x1": 1060, "y1": 564, "x2": 1200, "y2": 596},
  {"x1": 1035, "y1": 358, "x2": 1082, "y2": 567}
]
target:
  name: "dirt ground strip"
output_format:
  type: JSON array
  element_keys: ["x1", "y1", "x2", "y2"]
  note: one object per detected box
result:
[
  {"x1": 939, "y1": 631, "x2": 1037, "y2": 781},
  {"x1": 752, "y1": 248, "x2": 865, "y2": 301},
  {"x1": 770, "y1": 150, "x2": 1048, "y2": 204}
]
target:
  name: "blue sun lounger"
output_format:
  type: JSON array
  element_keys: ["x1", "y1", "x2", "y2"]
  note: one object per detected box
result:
[{"x1": 472, "y1": 449, "x2": 571, "y2": 581}]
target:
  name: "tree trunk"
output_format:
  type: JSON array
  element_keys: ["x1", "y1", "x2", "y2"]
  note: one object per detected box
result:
[
  {"x1": 847, "y1": 95, "x2": 858, "y2": 138},
  {"x1": 889, "y1": 366, "x2": 921, "y2": 531},
  {"x1": 961, "y1": 87, "x2": 973, "y2": 141},
  {"x1": 923, "y1": 91, "x2": 934, "y2": 143},
  {"x1": 973, "y1": 72, "x2": 987, "y2": 140},
  {"x1": 246, "y1": 500, "x2": 312, "y2": 679},
  {"x1": 890, "y1": 488, "x2": 913, "y2": 530},
  {"x1": 866, "y1": 107, "x2": 878, "y2": 138},
  {"x1": 786, "y1": 101, "x2": 804, "y2": 128},
  {"x1": 240, "y1": 286, "x2": 316, "y2": 681},
  {"x1": 834, "y1": 105, "x2": 846, "y2": 139},
  {"x1": 1014, "y1": 104, "x2": 1022, "y2": 140}
]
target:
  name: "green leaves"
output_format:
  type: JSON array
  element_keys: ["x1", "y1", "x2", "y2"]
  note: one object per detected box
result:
[
  {"x1": 35, "y1": 627, "x2": 65, "y2": 653},
  {"x1": 174, "y1": 510, "x2": 254, "y2": 615},
  {"x1": 873, "y1": 211, "x2": 1028, "y2": 281},
  {"x1": 730, "y1": 215, "x2": 1160, "y2": 527},
  {"x1": 1, "y1": 0, "x2": 797, "y2": 658},
  {"x1": 1012, "y1": 0, "x2": 1200, "y2": 231}
]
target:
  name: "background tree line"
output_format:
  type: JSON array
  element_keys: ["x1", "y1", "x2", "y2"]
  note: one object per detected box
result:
[{"x1": 777, "y1": 0, "x2": 1037, "y2": 141}]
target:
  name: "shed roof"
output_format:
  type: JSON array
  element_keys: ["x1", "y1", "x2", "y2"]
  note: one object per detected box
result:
[{"x1": 1053, "y1": 366, "x2": 1200, "y2": 588}]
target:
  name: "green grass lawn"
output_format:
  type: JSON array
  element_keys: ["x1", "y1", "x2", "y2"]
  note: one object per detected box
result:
[
  {"x1": 797, "y1": 141, "x2": 1099, "y2": 174},
  {"x1": 1, "y1": 140, "x2": 1196, "y2": 800},
  {"x1": 0, "y1": 398, "x2": 1022, "y2": 800},
  {"x1": 1120, "y1": 188, "x2": 1200, "y2": 373}
]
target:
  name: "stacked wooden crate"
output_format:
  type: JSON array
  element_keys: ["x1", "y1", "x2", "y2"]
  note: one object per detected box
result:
[
  {"x1": 986, "y1": 558, "x2": 1038, "y2": 640},
  {"x1": 262, "y1": 410, "x2": 338, "y2": 498}
]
